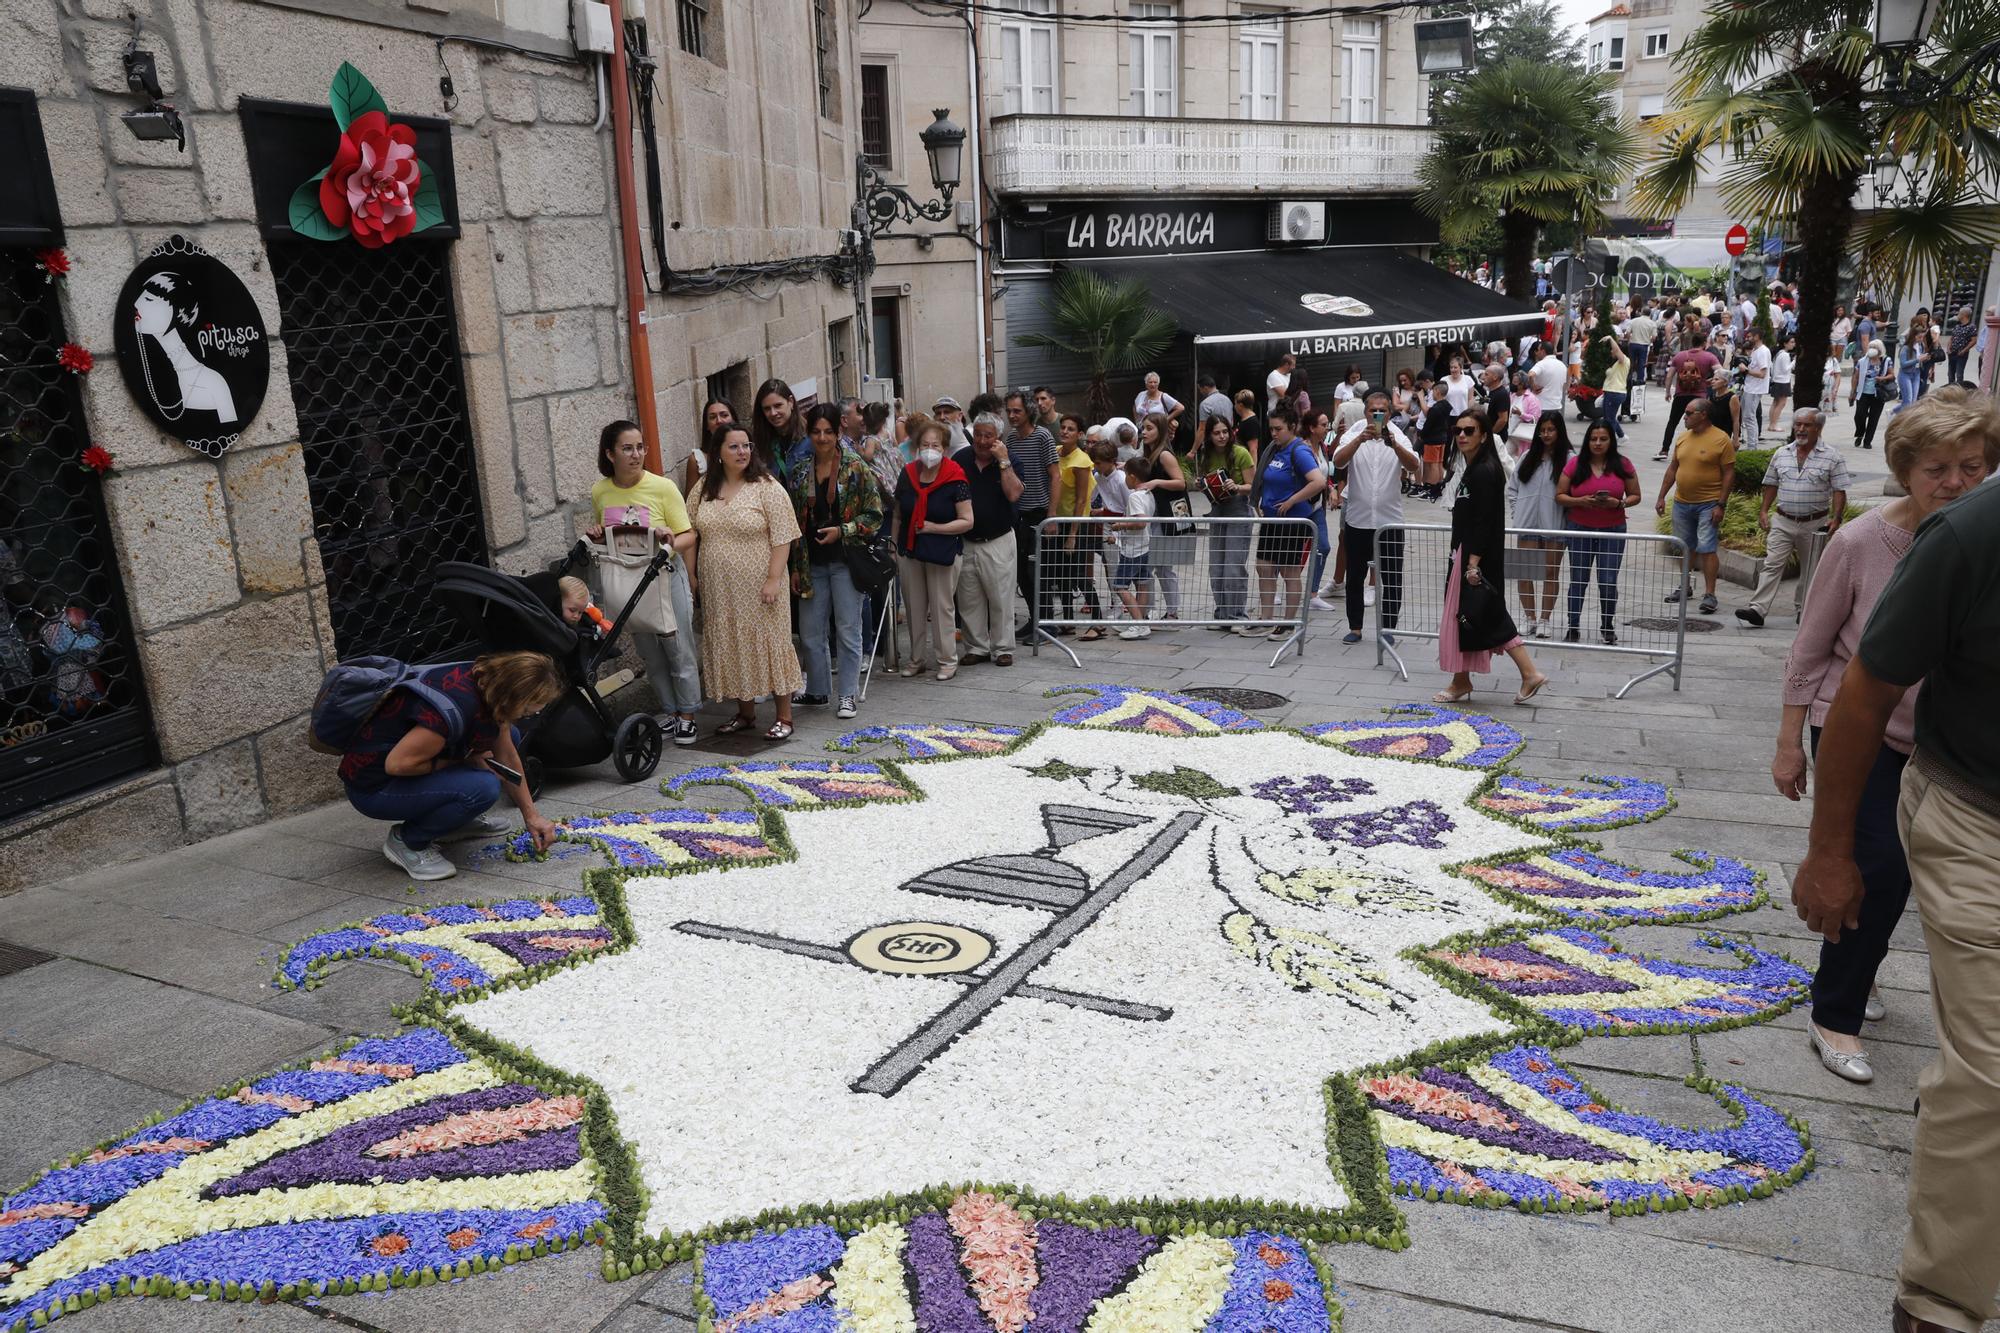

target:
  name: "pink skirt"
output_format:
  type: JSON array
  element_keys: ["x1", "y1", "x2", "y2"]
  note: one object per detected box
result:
[{"x1": 1439, "y1": 546, "x2": 1522, "y2": 676}]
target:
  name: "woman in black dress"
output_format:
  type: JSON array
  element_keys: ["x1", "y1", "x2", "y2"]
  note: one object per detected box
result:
[{"x1": 1436, "y1": 409, "x2": 1549, "y2": 706}]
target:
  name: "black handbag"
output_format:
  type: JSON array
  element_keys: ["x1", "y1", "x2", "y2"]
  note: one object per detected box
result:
[
  {"x1": 842, "y1": 529, "x2": 898, "y2": 594},
  {"x1": 1455, "y1": 576, "x2": 1518, "y2": 652}
]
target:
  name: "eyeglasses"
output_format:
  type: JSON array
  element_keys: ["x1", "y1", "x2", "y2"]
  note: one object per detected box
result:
[{"x1": 1454, "y1": 426, "x2": 1481, "y2": 436}]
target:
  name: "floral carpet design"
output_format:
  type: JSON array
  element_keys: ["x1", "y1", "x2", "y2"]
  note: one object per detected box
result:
[{"x1": 0, "y1": 688, "x2": 1814, "y2": 1331}]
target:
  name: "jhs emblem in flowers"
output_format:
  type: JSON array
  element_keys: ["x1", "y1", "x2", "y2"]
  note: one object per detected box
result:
[{"x1": 465, "y1": 728, "x2": 1550, "y2": 1240}]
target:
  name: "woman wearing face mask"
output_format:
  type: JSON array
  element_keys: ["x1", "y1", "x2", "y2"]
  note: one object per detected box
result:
[
  {"x1": 1853, "y1": 340, "x2": 1893, "y2": 449},
  {"x1": 894, "y1": 421, "x2": 975, "y2": 679},
  {"x1": 751, "y1": 377, "x2": 808, "y2": 481},
  {"x1": 1774, "y1": 388, "x2": 1998, "y2": 1084},
  {"x1": 687, "y1": 397, "x2": 735, "y2": 495}
]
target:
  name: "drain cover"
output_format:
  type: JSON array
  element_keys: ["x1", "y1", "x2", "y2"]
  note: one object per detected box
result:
[
  {"x1": 1625, "y1": 617, "x2": 1721, "y2": 633},
  {"x1": 1179, "y1": 686, "x2": 1290, "y2": 710},
  {"x1": 0, "y1": 940, "x2": 55, "y2": 979}
]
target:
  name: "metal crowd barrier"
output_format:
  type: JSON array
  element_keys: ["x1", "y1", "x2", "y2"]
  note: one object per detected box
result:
[
  {"x1": 1029, "y1": 515, "x2": 1317, "y2": 670},
  {"x1": 1371, "y1": 522, "x2": 1692, "y2": 698}
]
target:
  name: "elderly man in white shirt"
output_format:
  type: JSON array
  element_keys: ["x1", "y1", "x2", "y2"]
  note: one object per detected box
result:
[{"x1": 1330, "y1": 388, "x2": 1422, "y2": 645}]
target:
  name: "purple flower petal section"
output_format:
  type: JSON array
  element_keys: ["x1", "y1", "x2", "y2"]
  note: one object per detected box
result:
[
  {"x1": 702, "y1": 1226, "x2": 845, "y2": 1316},
  {"x1": 1206, "y1": 1233, "x2": 1331, "y2": 1333},
  {"x1": 905, "y1": 1211, "x2": 989, "y2": 1333},
  {"x1": 204, "y1": 1086, "x2": 576, "y2": 1199},
  {"x1": 465, "y1": 927, "x2": 614, "y2": 968},
  {"x1": 1027, "y1": 1220, "x2": 1158, "y2": 1333}
]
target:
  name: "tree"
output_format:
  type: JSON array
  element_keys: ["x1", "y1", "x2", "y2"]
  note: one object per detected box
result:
[
  {"x1": 1629, "y1": 0, "x2": 2000, "y2": 413},
  {"x1": 1754, "y1": 291, "x2": 1777, "y2": 347},
  {"x1": 1012, "y1": 270, "x2": 1177, "y2": 424},
  {"x1": 1417, "y1": 59, "x2": 1642, "y2": 303},
  {"x1": 1580, "y1": 287, "x2": 1616, "y2": 391}
]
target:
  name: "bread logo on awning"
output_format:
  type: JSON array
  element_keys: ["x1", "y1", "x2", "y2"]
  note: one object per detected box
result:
[{"x1": 1300, "y1": 293, "x2": 1374, "y2": 318}]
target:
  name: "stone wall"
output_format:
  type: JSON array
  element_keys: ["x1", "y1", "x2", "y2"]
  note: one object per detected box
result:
[{"x1": 0, "y1": 0, "x2": 865, "y2": 891}]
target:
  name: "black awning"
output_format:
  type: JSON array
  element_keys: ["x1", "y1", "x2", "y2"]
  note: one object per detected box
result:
[{"x1": 1073, "y1": 248, "x2": 1539, "y2": 355}]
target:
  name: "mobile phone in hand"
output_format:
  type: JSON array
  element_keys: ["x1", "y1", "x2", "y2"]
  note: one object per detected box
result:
[{"x1": 487, "y1": 757, "x2": 524, "y2": 786}]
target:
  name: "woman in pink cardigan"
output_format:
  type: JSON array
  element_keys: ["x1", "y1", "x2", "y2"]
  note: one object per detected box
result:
[{"x1": 1775, "y1": 387, "x2": 1999, "y2": 1084}]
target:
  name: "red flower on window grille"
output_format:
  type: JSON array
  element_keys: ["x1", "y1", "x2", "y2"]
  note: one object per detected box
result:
[
  {"x1": 79, "y1": 445, "x2": 116, "y2": 476},
  {"x1": 35, "y1": 249, "x2": 71, "y2": 282},
  {"x1": 57, "y1": 343, "x2": 93, "y2": 375}
]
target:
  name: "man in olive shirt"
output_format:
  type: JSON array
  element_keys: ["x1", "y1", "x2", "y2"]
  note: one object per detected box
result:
[
  {"x1": 1792, "y1": 479, "x2": 2000, "y2": 1333},
  {"x1": 1654, "y1": 397, "x2": 1734, "y2": 614}
]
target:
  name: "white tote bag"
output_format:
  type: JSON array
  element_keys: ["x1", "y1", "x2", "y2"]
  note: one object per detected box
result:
[{"x1": 589, "y1": 527, "x2": 677, "y2": 635}]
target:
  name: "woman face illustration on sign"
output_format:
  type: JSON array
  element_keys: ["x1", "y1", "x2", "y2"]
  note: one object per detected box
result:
[{"x1": 132, "y1": 272, "x2": 239, "y2": 426}]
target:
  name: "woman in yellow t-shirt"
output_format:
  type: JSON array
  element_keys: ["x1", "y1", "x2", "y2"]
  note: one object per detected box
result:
[
  {"x1": 1047, "y1": 413, "x2": 1098, "y2": 633},
  {"x1": 587, "y1": 420, "x2": 704, "y2": 747}
]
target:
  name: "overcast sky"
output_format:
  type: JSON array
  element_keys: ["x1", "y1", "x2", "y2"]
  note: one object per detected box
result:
[{"x1": 1551, "y1": 0, "x2": 1614, "y2": 37}]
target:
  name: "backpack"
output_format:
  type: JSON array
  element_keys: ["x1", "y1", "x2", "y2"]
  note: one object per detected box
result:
[
  {"x1": 1675, "y1": 354, "x2": 1708, "y2": 395},
  {"x1": 307, "y1": 656, "x2": 468, "y2": 756}
]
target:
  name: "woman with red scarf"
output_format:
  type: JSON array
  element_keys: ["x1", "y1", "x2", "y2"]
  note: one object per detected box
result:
[{"x1": 894, "y1": 420, "x2": 975, "y2": 680}]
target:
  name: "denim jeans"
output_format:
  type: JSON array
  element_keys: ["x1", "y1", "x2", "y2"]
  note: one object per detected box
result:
[
  {"x1": 1598, "y1": 391, "x2": 1627, "y2": 441},
  {"x1": 343, "y1": 728, "x2": 519, "y2": 849},
  {"x1": 1206, "y1": 511, "x2": 1252, "y2": 619},
  {"x1": 1896, "y1": 367, "x2": 1926, "y2": 409},
  {"x1": 1565, "y1": 528, "x2": 1626, "y2": 629},
  {"x1": 630, "y1": 563, "x2": 701, "y2": 714},
  {"x1": 800, "y1": 559, "x2": 863, "y2": 699}
]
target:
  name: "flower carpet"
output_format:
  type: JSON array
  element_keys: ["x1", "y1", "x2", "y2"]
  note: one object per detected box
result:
[{"x1": 0, "y1": 687, "x2": 1819, "y2": 1330}]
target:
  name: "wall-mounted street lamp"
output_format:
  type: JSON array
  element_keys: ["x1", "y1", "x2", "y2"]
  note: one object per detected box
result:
[
  {"x1": 857, "y1": 108, "x2": 966, "y2": 237},
  {"x1": 1413, "y1": 17, "x2": 1477, "y2": 76}
]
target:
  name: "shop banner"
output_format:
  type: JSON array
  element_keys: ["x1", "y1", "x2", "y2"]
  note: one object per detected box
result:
[{"x1": 111, "y1": 234, "x2": 269, "y2": 459}]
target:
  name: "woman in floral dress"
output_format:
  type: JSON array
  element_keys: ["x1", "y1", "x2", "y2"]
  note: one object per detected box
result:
[{"x1": 688, "y1": 424, "x2": 803, "y2": 740}]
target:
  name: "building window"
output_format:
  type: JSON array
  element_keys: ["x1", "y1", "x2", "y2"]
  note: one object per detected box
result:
[
  {"x1": 1129, "y1": 3, "x2": 1178, "y2": 117},
  {"x1": 861, "y1": 63, "x2": 892, "y2": 169},
  {"x1": 1238, "y1": 12, "x2": 1283, "y2": 121},
  {"x1": 1642, "y1": 28, "x2": 1669, "y2": 58},
  {"x1": 829, "y1": 318, "x2": 853, "y2": 399},
  {"x1": 1607, "y1": 35, "x2": 1625, "y2": 70},
  {"x1": 1587, "y1": 39, "x2": 1603, "y2": 70},
  {"x1": 811, "y1": 0, "x2": 836, "y2": 120},
  {"x1": 676, "y1": 0, "x2": 708, "y2": 58},
  {"x1": 870, "y1": 295, "x2": 903, "y2": 400},
  {"x1": 998, "y1": 0, "x2": 1057, "y2": 115},
  {"x1": 1339, "y1": 17, "x2": 1380, "y2": 124},
  {"x1": 1637, "y1": 93, "x2": 1664, "y2": 118}
]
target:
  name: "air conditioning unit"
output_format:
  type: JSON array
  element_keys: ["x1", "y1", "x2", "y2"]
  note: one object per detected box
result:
[{"x1": 1268, "y1": 200, "x2": 1327, "y2": 244}]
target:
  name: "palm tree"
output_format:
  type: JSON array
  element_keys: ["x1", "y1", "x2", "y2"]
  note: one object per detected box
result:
[
  {"x1": 1629, "y1": 0, "x2": 2000, "y2": 412},
  {"x1": 1416, "y1": 59, "x2": 1642, "y2": 304},
  {"x1": 1012, "y1": 270, "x2": 1178, "y2": 423}
]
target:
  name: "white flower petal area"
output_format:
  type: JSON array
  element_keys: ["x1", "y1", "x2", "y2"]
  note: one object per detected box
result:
[{"x1": 466, "y1": 728, "x2": 1546, "y2": 1239}]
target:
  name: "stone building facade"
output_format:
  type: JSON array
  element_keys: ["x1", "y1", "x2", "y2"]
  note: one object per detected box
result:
[{"x1": 0, "y1": 0, "x2": 863, "y2": 889}]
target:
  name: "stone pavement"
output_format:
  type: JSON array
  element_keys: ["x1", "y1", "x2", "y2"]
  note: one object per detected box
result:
[{"x1": 0, "y1": 514, "x2": 1944, "y2": 1333}]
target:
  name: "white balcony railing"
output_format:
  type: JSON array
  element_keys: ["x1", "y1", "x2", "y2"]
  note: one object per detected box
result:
[{"x1": 987, "y1": 115, "x2": 1434, "y2": 197}]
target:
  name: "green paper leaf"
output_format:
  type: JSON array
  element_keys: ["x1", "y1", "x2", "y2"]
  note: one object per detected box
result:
[
  {"x1": 289, "y1": 171, "x2": 345, "y2": 242},
  {"x1": 412, "y1": 163, "x2": 445, "y2": 233},
  {"x1": 329, "y1": 61, "x2": 388, "y2": 132}
]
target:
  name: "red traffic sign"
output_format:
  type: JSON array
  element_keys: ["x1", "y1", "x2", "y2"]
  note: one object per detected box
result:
[{"x1": 1724, "y1": 224, "x2": 1749, "y2": 257}]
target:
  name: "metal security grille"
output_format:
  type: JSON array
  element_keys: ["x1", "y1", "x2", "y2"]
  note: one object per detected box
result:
[
  {"x1": 811, "y1": 0, "x2": 835, "y2": 119},
  {"x1": 860, "y1": 64, "x2": 891, "y2": 167},
  {"x1": 268, "y1": 239, "x2": 487, "y2": 666},
  {"x1": 676, "y1": 0, "x2": 708, "y2": 58},
  {"x1": 0, "y1": 249, "x2": 155, "y2": 820}
]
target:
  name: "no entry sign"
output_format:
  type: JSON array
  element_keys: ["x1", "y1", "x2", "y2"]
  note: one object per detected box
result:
[{"x1": 1724, "y1": 224, "x2": 1749, "y2": 257}]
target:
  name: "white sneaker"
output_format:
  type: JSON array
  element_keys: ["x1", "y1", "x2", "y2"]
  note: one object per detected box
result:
[
  {"x1": 1117, "y1": 625, "x2": 1152, "y2": 640},
  {"x1": 439, "y1": 811, "x2": 513, "y2": 842},
  {"x1": 836, "y1": 695, "x2": 859, "y2": 720},
  {"x1": 1363, "y1": 587, "x2": 1377, "y2": 607},
  {"x1": 383, "y1": 824, "x2": 457, "y2": 880},
  {"x1": 1309, "y1": 596, "x2": 1337, "y2": 612},
  {"x1": 1533, "y1": 621, "x2": 1550, "y2": 639}
]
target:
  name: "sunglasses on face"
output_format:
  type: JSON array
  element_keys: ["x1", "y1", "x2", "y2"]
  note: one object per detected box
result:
[{"x1": 1454, "y1": 426, "x2": 1480, "y2": 436}]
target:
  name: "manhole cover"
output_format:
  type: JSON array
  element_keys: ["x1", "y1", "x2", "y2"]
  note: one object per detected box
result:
[
  {"x1": 1179, "y1": 686, "x2": 1290, "y2": 709},
  {"x1": 1625, "y1": 617, "x2": 1722, "y2": 633},
  {"x1": 0, "y1": 940, "x2": 55, "y2": 979}
]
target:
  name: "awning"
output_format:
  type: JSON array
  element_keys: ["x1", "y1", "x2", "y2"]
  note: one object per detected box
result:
[{"x1": 1070, "y1": 248, "x2": 1539, "y2": 355}]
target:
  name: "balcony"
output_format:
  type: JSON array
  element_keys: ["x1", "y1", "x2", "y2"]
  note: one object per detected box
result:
[{"x1": 987, "y1": 115, "x2": 1434, "y2": 197}]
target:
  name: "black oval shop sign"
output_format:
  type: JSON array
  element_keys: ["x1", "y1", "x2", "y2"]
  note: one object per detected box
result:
[{"x1": 111, "y1": 235, "x2": 269, "y2": 458}]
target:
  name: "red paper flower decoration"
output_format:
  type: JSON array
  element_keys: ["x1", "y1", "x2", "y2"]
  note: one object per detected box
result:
[
  {"x1": 78, "y1": 445, "x2": 116, "y2": 476},
  {"x1": 57, "y1": 343, "x2": 93, "y2": 375},
  {"x1": 35, "y1": 248, "x2": 70, "y2": 283},
  {"x1": 319, "y1": 110, "x2": 421, "y2": 249}
]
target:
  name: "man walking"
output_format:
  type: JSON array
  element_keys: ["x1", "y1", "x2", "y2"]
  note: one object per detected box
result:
[
  {"x1": 1740, "y1": 328, "x2": 1771, "y2": 449},
  {"x1": 1946, "y1": 307, "x2": 1976, "y2": 383},
  {"x1": 1658, "y1": 331, "x2": 1720, "y2": 460},
  {"x1": 1790, "y1": 477, "x2": 2000, "y2": 1333},
  {"x1": 1736, "y1": 408, "x2": 1847, "y2": 627},
  {"x1": 1624, "y1": 303, "x2": 1658, "y2": 417},
  {"x1": 1331, "y1": 389, "x2": 1418, "y2": 644},
  {"x1": 952, "y1": 413, "x2": 1024, "y2": 667},
  {"x1": 1655, "y1": 397, "x2": 1734, "y2": 615},
  {"x1": 1002, "y1": 391, "x2": 1058, "y2": 629}
]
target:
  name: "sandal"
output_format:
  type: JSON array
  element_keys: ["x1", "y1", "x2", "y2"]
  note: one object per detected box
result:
[
  {"x1": 764, "y1": 720, "x2": 795, "y2": 741},
  {"x1": 1513, "y1": 676, "x2": 1549, "y2": 705},
  {"x1": 714, "y1": 714, "x2": 756, "y2": 735},
  {"x1": 1432, "y1": 688, "x2": 1473, "y2": 704},
  {"x1": 1078, "y1": 626, "x2": 1103, "y2": 641}
]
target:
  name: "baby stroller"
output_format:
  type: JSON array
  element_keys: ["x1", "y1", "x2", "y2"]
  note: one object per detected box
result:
[{"x1": 433, "y1": 539, "x2": 675, "y2": 788}]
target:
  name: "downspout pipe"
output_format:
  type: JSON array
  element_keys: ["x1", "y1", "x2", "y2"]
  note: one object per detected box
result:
[
  {"x1": 607, "y1": 0, "x2": 663, "y2": 473},
  {"x1": 966, "y1": 10, "x2": 993, "y2": 390}
]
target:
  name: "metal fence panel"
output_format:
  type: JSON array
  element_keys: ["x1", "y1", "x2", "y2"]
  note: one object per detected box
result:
[
  {"x1": 1372, "y1": 522, "x2": 1691, "y2": 697},
  {"x1": 1030, "y1": 516, "x2": 1317, "y2": 669}
]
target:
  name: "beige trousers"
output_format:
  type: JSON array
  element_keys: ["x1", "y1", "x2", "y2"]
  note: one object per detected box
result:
[
  {"x1": 898, "y1": 555, "x2": 960, "y2": 670},
  {"x1": 1896, "y1": 762, "x2": 2000, "y2": 1332},
  {"x1": 1748, "y1": 512, "x2": 1821, "y2": 618},
  {"x1": 956, "y1": 535, "x2": 1016, "y2": 657}
]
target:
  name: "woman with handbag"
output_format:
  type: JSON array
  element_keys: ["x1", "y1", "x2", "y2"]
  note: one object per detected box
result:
[
  {"x1": 1436, "y1": 409, "x2": 1549, "y2": 706},
  {"x1": 1134, "y1": 413, "x2": 1192, "y2": 623},
  {"x1": 788, "y1": 403, "x2": 884, "y2": 721},
  {"x1": 587, "y1": 419, "x2": 704, "y2": 746},
  {"x1": 688, "y1": 425, "x2": 802, "y2": 740},
  {"x1": 894, "y1": 420, "x2": 975, "y2": 679}
]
